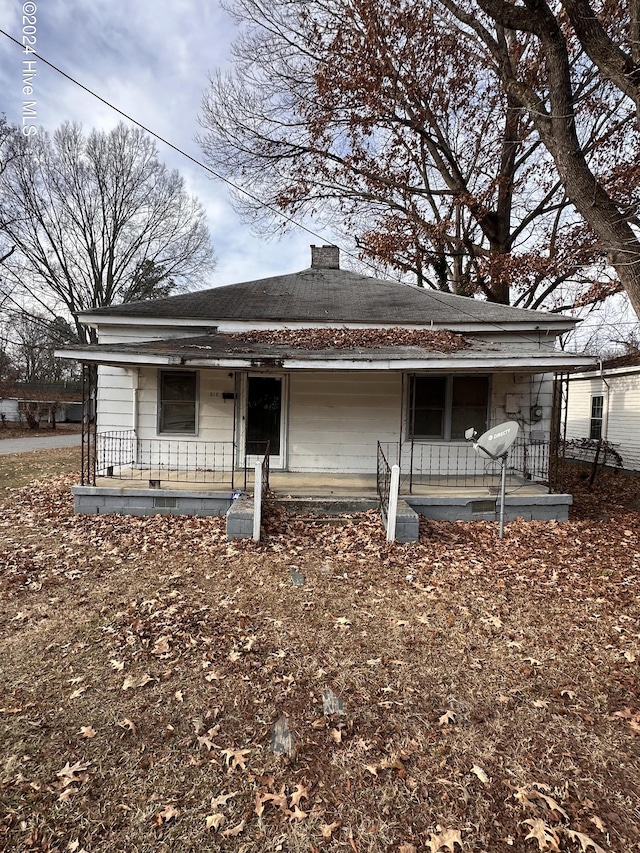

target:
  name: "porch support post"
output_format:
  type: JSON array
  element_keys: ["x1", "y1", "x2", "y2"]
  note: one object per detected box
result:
[
  {"x1": 81, "y1": 363, "x2": 97, "y2": 487},
  {"x1": 131, "y1": 368, "x2": 139, "y2": 465},
  {"x1": 253, "y1": 460, "x2": 262, "y2": 541},
  {"x1": 231, "y1": 371, "x2": 239, "y2": 491},
  {"x1": 387, "y1": 464, "x2": 400, "y2": 542},
  {"x1": 498, "y1": 453, "x2": 508, "y2": 539}
]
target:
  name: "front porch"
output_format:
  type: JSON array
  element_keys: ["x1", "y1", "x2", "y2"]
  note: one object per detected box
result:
[
  {"x1": 87, "y1": 430, "x2": 556, "y2": 494},
  {"x1": 72, "y1": 430, "x2": 572, "y2": 525}
]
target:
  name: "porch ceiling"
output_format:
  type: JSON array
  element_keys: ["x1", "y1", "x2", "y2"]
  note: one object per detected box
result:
[{"x1": 58, "y1": 333, "x2": 596, "y2": 372}]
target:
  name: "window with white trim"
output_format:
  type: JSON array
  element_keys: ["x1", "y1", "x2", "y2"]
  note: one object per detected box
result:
[
  {"x1": 589, "y1": 394, "x2": 604, "y2": 440},
  {"x1": 158, "y1": 370, "x2": 197, "y2": 434},
  {"x1": 409, "y1": 375, "x2": 490, "y2": 440}
]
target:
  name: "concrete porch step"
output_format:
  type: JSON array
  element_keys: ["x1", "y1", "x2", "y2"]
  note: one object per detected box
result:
[
  {"x1": 267, "y1": 496, "x2": 379, "y2": 516},
  {"x1": 268, "y1": 495, "x2": 420, "y2": 542},
  {"x1": 282, "y1": 516, "x2": 352, "y2": 526}
]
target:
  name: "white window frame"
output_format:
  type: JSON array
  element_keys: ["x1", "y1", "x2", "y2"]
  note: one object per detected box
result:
[
  {"x1": 408, "y1": 374, "x2": 491, "y2": 442},
  {"x1": 157, "y1": 369, "x2": 199, "y2": 436},
  {"x1": 589, "y1": 394, "x2": 604, "y2": 440}
]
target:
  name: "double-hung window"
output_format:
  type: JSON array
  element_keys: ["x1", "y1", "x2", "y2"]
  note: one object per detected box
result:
[
  {"x1": 158, "y1": 370, "x2": 198, "y2": 434},
  {"x1": 409, "y1": 375, "x2": 490, "y2": 440},
  {"x1": 589, "y1": 394, "x2": 604, "y2": 440}
]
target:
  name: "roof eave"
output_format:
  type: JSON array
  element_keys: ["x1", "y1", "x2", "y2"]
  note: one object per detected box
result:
[
  {"x1": 76, "y1": 313, "x2": 576, "y2": 335},
  {"x1": 56, "y1": 347, "x2": 595, "y2": 372}
]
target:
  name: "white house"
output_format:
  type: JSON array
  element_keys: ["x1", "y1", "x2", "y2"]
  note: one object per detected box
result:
[
  {"x1": 57, "y1": 246, "x2": 593, "y2": 523},
  {"x1": 0, "y1": 397, "x2": 82, "y2": 424},
  {"x1": 562, "y1": 351, "x2": 640, "y2": 471}
]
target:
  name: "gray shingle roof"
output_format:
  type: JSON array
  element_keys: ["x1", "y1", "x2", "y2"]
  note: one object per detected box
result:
[
  {"x1": 601, "y1": 350, "x2": 640, "y2": 370},
  {"x1": 83, "y1": 266, "x2": 572, "y2": 327}
]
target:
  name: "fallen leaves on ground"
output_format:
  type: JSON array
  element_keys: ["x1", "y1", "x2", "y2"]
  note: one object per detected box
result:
[
  {"x1": 523, "y1": 818, "x2": 560, "y2": 851},
  {"x1": 204, "y1": 812, "x2": 225, "y2": 832},
  {"x1": 426, "y1": 827, "x2": 463, "y2": 852},
  {"x1": 0, "y1": 466, "x2": 639, "y2": 851}
]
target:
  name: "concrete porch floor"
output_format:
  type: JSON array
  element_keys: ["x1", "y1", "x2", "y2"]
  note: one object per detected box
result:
[
  {"x1": 269, "y1": 471, "x2": 549, "y2": 498},
  {"x1": 80, "y1": 467, "x2": 569, "y2": 522},
  {"x1": 94, "y1": 468, "x2": 549, "y2": 499}
]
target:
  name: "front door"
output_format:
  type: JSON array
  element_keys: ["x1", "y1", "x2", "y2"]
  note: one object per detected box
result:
[{"x1": 244, "y1": 375, "x2": 286, "y2": 469}]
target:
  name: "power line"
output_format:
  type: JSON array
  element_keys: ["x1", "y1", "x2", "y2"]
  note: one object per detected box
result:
[
  {"x1": 0, "y1": 27, "x2": 368, "y2": 269},
  {"x1": 0, "y1": 28, "x2": 592, "y2": 347}
]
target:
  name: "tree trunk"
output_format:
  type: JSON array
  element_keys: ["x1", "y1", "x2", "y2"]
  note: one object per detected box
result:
[
  {"x1": 561, "y1": 0, "x2": 640, "y2": 121},
  {"x1": 548, "y1": 155, "x2": 640, "y2": 320},
  {"x1": 478, "y1": 0, "x2": 640, "y2": 317},
  {"x1": 633, "y1": 0, "x2": 640, "y2": 123},
  {"x1": 533, "y1": 16, "x2": 640, "y2": 318}
]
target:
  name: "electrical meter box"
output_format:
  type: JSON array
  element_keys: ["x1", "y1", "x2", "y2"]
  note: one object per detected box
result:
[{"x1": 505, "y1": 394, "x2": 520, "y2": 416}]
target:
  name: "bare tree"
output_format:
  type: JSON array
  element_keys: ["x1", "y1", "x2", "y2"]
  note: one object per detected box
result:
[
  {"x1": 0, "y1": 122, "x2": 215, "y2": 343},
  {"x1": 0, "y1": 310, "x2": 80, "y2": 384},
  {"x1": 0, "y1": 116, "x2": 18, "y2": 269},
  {"x1": 198, "y1": 0, "x2": 632, "y2": 307},
  {"x1": 10, "y1": 313, "x2": 59, "y2": 384},
  {"x1": 0, "y1": 321, "x2": 17, "y2": 384}
]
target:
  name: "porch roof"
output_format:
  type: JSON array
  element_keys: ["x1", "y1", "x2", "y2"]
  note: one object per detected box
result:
[{"x1": 57, "y1": 332, "x2": 596, "y2": 372}]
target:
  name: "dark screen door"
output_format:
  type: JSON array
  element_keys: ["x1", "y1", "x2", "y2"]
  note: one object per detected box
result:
[{"x1": 246, "y1": 376, "x2": 281, "y2": 456}]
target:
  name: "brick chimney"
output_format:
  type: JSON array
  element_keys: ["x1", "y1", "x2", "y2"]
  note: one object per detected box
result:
[{"x1": 311, "y1": 244, "x2": 340, "y2": 269}]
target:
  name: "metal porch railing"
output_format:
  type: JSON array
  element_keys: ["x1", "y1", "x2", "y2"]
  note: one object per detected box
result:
[
  {"x1": 377, "y1": 441, "x2": 392, "y2": 515},
  {"x1": 405, "y1": 436, "x2": 552, "y2": 492},
  {"x1": 91, "y1": 432, "x2": 275, "y2": 493},
  {"x1": 94, "y1": 431, "x2": 237, "y2": 489},
  {"x1": 373, "y1": 437, "x2": 552, "y2": 493}
]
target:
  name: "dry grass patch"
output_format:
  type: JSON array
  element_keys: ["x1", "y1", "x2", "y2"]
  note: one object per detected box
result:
[
  {"x1": 0, "y1": 464, "x2": 639, "y2": 852},
  {"x1": 0, "y1": 447, "x2": 80, "y2": 490}
]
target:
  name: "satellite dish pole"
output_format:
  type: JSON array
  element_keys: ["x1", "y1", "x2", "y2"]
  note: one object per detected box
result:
[{"x1": 465, "y1": 421, "x2": 520, "y2": 539}]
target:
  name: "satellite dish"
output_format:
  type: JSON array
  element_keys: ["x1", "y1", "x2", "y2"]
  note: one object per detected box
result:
[
  {"x1": 472, "y1": 421, "x2": 519, "y2": 461},
  {"x1": 467, "y1": 421, "x2": 520, "y2": 540}
]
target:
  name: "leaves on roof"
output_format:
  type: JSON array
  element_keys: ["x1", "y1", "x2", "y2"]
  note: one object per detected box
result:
[{"x1": 227, "y1": 327, "x2": 469, "y2": 351}]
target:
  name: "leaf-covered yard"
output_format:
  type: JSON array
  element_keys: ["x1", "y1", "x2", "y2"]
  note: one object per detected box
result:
[{"x1": 1, "y1": 452, "x2": 639, "y2": 852}]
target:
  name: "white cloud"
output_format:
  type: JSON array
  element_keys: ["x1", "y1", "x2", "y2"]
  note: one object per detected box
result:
[{"x1": 0, "y1": 0, "x2": 329, "y2": 287}]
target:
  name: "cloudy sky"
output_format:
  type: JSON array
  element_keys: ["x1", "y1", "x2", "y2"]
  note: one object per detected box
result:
[{"x1": 0, "y1": 0, "x2": 323, "y2": 286}]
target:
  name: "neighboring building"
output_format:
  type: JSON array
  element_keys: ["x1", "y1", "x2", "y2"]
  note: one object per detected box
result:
[
  {"x1": 562, "y1": 351, "x2": 640, "y2": 471},
  {"x1": 0, "y1": 397, "x2": 82, "y2": 424},
  {"x1": 57, "y1": 246, "x2": 593, "y2": 522}
]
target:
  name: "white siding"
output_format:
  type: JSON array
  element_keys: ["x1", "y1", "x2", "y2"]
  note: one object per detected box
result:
[
  {"x1": 479, "y1": 332, "x2": 560, "y2": 352},
  {"x1": 285, "y1": 370, "x2": 554, "y2": 474},
  {"x1": 607, "y1": 372, "x2": 640, "y2": 469},
  {"x1": 395, "y1": 373, "x2": 553, "y2": 476},
  {"x1": 96, "y1": 366, "x2": 136, "y2": 432},
  {"x1": 96, "y1": 324, "x2": 207, "y2": 345},
  {"x1": 136, "y1": 368, "x2": 235, "y2": 444},
  {"x1": 97, "y1": 364, "x2": 241, "y2": 437},
  {"x1": 287, "y1": 372, "x2": 402, "y2": 472},
  {"x1": 564, "y1": 377, "x2": 599, "y2": 442},
  {"x1": 95, "y1": 365, "x2": 557, "y2": 476},
  {"x1": 491, "y1": 372, "x2": 554, "y2": 441},
  {"x1": 0, "y1": 399, "x2": 20, "y2": 420},
  {"x1": 566, "y1": 370, "x2": 640, "y2": 470}
]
